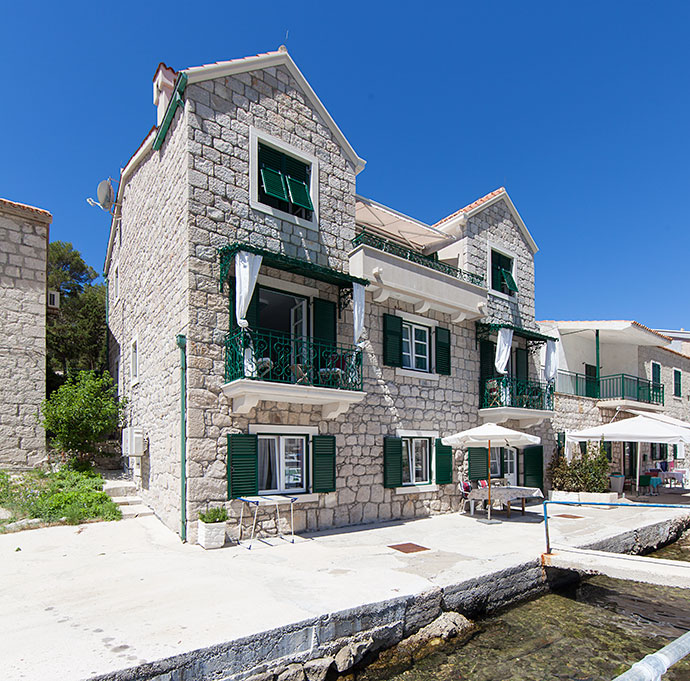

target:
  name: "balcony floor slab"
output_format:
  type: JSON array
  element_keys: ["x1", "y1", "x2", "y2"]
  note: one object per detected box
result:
[
  {"x1": 478, "y1": 406, "x2": 554, "y2": 427},
  {"x1": 596, "y1": 399, "x2": 664, "y2": 412}
]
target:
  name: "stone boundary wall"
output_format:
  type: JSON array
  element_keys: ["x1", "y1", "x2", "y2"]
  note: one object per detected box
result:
[
  {"x1": 0, "y1": 204, "x2": 50, "y2": 467},
  {"x1": 91, "y1": 514, "x2": 690, "y2": 681}
]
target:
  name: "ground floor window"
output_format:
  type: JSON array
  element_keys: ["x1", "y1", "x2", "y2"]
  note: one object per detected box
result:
[
  {"x1": 490, "y1": 448, "x2": 502, "y2": 477},
  {"x1": 402, "y1": 437, "x2": 430, "y2": 485},
  {"x1": 258, "y1": 435, "x2": 307, "y2": 493}
]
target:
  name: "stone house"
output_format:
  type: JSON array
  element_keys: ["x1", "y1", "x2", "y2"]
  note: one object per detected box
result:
[
  {"x1": 0, "y1": 198, "x2": 52, "y2": 467},
  {"x1": 537, "y1": 320, "x2": 690, "y2": 478},
  {"x1": 105, "y1": 48, "x2": 555, "y2": 542}
]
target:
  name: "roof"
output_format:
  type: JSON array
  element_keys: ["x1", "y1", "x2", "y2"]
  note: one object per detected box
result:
[
  {"x1": 433, "y1": 187, "x2": 539, "y2": 255},
  {"x1": 655, "y1": 328, "x2": 690, "y2": 341},
  {"x1": 538, "y1": 320, "x2": 672, "y2": 347},
  {"x1": 183, "y1": 48, "x2": 365, "y2": 174},
  {"x1": 0, "y1": 198, "x2": 52, "y2": 224},
  {"x1": 355, "y1": 196, "x2": 447, "y2": 250}
]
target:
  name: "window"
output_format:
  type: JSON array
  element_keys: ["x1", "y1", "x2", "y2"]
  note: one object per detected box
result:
[
  {"x1": 491, "y1": 249, "x2": 518, "y2": 296},
  {"x1": 674, "y1": 369, "x2": 682, "y2": 398},
  {"x1": 489, "y1": 447, "x2": 502, "y2": 477},
  {"x1": 651, "y1": 362, "x2": 661, "y2": 385},
  {"x1": 130, "y1": 338, "x2": 139, "y2": 386},
  {"x1": 402, "y1": 322, "x2": 430, "y2": 372},
  {"x1": 257, "y1": 142, "x2": 313, "y2": 219},
  {"x1": 257, "y1": 435, "x2": 307, "y2": 494},
  {"x1": 402, "y1": 438, "x2": 430, "y2": 485}
]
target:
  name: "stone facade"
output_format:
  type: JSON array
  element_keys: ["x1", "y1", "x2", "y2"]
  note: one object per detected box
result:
[
  {"x1": 0, "y1": 199, "x2": 51, "y2": 467},
  {"x1": 107, "y1": 51, "x2": 547, "y2": 542}
]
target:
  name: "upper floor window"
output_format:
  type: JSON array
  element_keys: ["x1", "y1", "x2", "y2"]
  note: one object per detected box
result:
[
  {"x1": 382, "y1": 313, "x2": 451, "y2": 376},
  {"x1": 674, "y1": 369, "x2": 682, "y2": 397},
  {"x1": 258, "y1": 143, "x2": 313, "y2": 220},
  {"x1": 491, "y1": 249, "x2": 518, "y2": 296},
  {"x1": 402, "y1": 321, "x2": 430, "y2": 372},
  {"x1": 651, "y1": 362, "x2": 661, "y2": 386}
]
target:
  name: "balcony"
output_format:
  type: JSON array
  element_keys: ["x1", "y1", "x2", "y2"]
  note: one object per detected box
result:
[
  {"x1": 478, "y1": 376, "x2": 554, "y2": 427},
  {"x1": 222, "y1": 328, "x2": 366, "y2": 418},
  {"x1": 555, "y1": 370, "x2": 664, "y2": 409},
  {"x1": 348, "y1": 231, "x2": 487, "y2": 323}
]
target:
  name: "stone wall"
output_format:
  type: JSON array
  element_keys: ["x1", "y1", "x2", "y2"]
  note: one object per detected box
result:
[
  {"x1": 107, "y1": 106, "x2": 189, "y2": 533},
  {"x1": 0, "y1": 202, "x2": 50, "y2": 467}
]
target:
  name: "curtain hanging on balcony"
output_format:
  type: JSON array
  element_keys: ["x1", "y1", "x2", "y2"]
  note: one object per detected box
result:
[
  {"x1": 235, "y1": 251, "x2": 263, "y2": 328},
  {"x1": 353, "y1": 282, "x2": 365, "y2": 345},
  {"x1": 495, "y1": 328, "x2": 513, "y2": 374},
  {"x1": 544, "y1": 340, "x2": 558, "y2": 381}
]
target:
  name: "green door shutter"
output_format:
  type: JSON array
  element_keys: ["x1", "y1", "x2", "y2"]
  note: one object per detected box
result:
[
  {"x1": 499, "y1": 447, "x2": 505, "y2": 478},
  {"x1": 227, "y1": 434, "x2": 258, "y2": 498},
  {"x1": 515, "y1": 348, "x2": 528, "y2": 382},
  {"x1": 468, "y1": 447, "x2": 489, "y2": 481},
  {"x1": 313, "y1": 298, "x2": 336, "y2": 343},
  {"x1": 383, "y1": 436, "x2": 403, "y2": 488},
  {"x1": 230, "y1": 282, "x2": 260, "y2": 329},
  {"x1": 383, "y1": 314, "x2": 403, "y2": 367},
  {"x1": 435, "y1": 439, "x2": 453, "y2": 484},
  {"x1": 523, "y1": 445, "x2": 543, "y2": 491},
  {"x1": 312, "y1": 435, "x2": 336, "y2": 493},
  {"x1": 435, "y1": 327, "x2": 451, "y2": 375}
]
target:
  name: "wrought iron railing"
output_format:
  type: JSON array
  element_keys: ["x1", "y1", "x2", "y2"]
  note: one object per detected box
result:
[
  {"x1": 480, "y1": 375, "x2": 554, "y2": 411},
  {"x1": 554, "y1": 370, "x2": 664, "y2": 405},
  {"x1": 224, "y1": 327, "x2": 363, "y2": 391},
  {"x1": 352, "y1": 230, "x2": 485, "y2": 287}
]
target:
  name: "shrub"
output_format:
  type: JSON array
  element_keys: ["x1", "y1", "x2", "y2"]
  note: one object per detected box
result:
[
  {"x1": 549, "y1": 441, "x2": 611, "y2": 493},
  {"x1": 199, "y1": 507, "x2": 228, "y2": 523},
  {"x1": 39, "y1": 370, "x2": 126, "y2": 463}
]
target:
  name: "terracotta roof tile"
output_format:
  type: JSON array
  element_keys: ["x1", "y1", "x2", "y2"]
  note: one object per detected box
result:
[
  {"x1": 0, "y1": 198, "x2": 52, "y2": 221},
  {"x1": 433, "y1": 187, "x2": 506, "y2": 229}
]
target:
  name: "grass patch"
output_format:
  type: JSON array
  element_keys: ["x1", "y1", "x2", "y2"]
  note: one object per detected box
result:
[{"x1": 0, "y1": 468, "x2": 121, "y2": 530}]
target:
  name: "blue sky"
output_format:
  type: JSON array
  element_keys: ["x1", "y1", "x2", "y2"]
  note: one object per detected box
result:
[{"x1": 2, "y1": 2, "x2": 689, "y2": 329}]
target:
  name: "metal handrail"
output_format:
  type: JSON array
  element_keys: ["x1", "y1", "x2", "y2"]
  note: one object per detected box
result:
[
  {"x1": 554, "y1": 370, "x2": 664, "y2": 405},
  {"x1": 352, "y1": 230, "x2": 485, "y2": 287},
  {"x1": 481, "y1": 375, "x2": 554, "y2": 411}
]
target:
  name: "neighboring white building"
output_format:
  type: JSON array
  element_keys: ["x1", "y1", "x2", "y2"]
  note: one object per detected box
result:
[{"x1": 0, "y1": 198, "x2": 52, "y2": 467}]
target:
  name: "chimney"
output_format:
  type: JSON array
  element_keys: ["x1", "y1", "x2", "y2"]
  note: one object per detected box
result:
[{"x1": 153, "y1": 63, "x2": 177, "y2": 127}]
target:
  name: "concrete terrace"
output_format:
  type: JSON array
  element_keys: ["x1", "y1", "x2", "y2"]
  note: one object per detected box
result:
[{"x1": 2, "y1": 499, "x2": 690, "y2": 681}]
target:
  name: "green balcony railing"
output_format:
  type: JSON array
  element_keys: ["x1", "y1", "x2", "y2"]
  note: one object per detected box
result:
[
  {"x1": 555, "y1": 370, "x2": 664, "y2": 405},
  {"x1": 480, "y1": 376, "x2": 554, "y2": 411},
  {"x1": 224, "y1": 327, "x2": 363, "y2": 391},
  {"x1": 352, "y1": 230, "x2": 485, "y2": 287}
]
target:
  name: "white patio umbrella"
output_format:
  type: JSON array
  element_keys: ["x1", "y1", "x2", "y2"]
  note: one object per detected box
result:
[
  {"x1": 566, "y1": 415, "x2": 690, "y2": 492},
  {"x1": 442, "y1": 423, "x2": 541, "y2": 522}
]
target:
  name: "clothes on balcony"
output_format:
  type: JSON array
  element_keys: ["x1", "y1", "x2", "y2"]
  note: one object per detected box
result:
[
  {"x1": 353, "y1": 282, "x2": 365, "y2": 345},
  {"x1": 544, "y1": 340, "x2": 558, "y2": 381},
  {"x1": 235, "y1": 250, "x2": 263, "y2": 328},
  {"x1": 495, "y1": 328, "x2": 513, "y2": 374}
]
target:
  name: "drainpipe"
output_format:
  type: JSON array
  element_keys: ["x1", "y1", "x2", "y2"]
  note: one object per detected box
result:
[
  {"x1": 176, "y1": 334, "x2": 187, "y2": 542},
  {"x1": 595, "y1": 330, "x2": 600, "y2": 398}
]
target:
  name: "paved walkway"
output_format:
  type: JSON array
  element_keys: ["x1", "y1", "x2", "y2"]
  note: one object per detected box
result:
[{"x1": 2, "y1": 497, "x2": 689, "y2": 681}]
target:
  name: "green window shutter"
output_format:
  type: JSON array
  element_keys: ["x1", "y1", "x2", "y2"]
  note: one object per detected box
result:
[
  {"x1": 312, "y1": 435, "x2": 336, "y2": 493},
  {"x1": 229, "y1": 281, "x2": 259, "y2": 329},
  {"x1": 260, "y1": 167, "x2": 289, "y2": 202},
  {"x1": 515, "y1": 347, "x2": 528, "y2": 382},
  {"x1": 435, "y1": 327, "x2": 451, "y2": 375},
  {"x1": 227, "y1": 434, "x2": 258, "y2": 499},
  {"x1": 313, "y1": 298, "x2": 337, "y2": 343},
  {"x1": 383, "y1": 436, "x2": 403, "y2": 488},
  {"x1": 258, "y1": 143, "x2": 283, "y2": 171},
  {"x1": 435, "y1": 439, "x2": 453, "y2": 484},
  {"x1": 501, "y1": 269, "x2": 518, "y2": 292},
  {"x1": 468, "y1": 447, "x2": 488, "y2": 481},
  {"x1": 284, "y1": 154, "x2": 309, "y2": 183},
  {"x1": 523, "y1": 445, "x2": 544, "y2": 491},
  {"x1": 480, "y1": 340, "x2": 495, "y2": 382},
  {"x1": 652, "y1": 362, "x2": 661, "y2": 384},
  {"x1": 499, "y1": 448, "x2": 505, "y2": 478},
  {"x1": 383, "y1": 314, "x2": 403, "y2": 367},
  {"x1": 286, "y1": 177, "x2": 314, "y2": 211},
  {"x1": 674, "y1": 370, "x2": 682, "y2": 397}
]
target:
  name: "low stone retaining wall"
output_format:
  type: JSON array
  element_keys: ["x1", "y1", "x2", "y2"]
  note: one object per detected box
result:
[{"x1": 93, "y1": 515, "x2": 690, "y2": 681}]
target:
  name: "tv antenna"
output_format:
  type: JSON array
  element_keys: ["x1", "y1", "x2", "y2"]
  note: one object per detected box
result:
[{"x1": 86, "y1": 178, "x2": 117, "y2": 213}]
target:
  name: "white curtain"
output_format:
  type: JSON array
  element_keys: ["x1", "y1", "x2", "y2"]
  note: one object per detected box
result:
[
  {"x1": 544, "y1": 340, "x2": 558, "y2": 381},
  {"x1": 353, "y1": 283, "x2": 365, "y2": 345},
  {"x1": 234, "y1": 251, "x2": 263, "y2": 328},
  {"x1": 495, "y1": 327, "x2": 513, "y2": 375}
]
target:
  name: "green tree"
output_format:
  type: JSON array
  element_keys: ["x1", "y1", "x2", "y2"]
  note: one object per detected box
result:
[
  {"x1": 40, "y1": 371, "x2": 126, "y2": 463},
  {"x1": 48, "y1": 241, "x2": 98, "y2": 299}
]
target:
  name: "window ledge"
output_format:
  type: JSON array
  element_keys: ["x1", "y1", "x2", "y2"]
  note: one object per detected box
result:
[
  {"x1": 395, "y1": 368, "x2": 440, "y2": 381},
  {"x1": 253, "y1": 493, "x2": 321, "y2": 505},
  {"x1": 488, "y1": 289, "x2": 517, "y2": 302},
  {"x1": 249, "y1": 200, "x2": 318, "y2": 231},
  {"x1": 395, "y1": 484, "x2": 438, "y2": 495}
]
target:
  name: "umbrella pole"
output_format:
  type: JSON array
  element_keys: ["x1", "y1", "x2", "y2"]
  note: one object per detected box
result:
[
  {"x1": 487, "y1": 439, "x2": 492, "y2": 521},
  {"x1": 637, "y1": 445, "x2": 641, "y2": 494}
]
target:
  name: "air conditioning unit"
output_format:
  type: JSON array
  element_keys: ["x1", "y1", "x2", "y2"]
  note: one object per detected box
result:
[
  {"x1": 121, "y1": 427, "x2": 146, "y2": 457},
  {"x1": 47, "y1": 290, "x2": 60, "y2": 310}
]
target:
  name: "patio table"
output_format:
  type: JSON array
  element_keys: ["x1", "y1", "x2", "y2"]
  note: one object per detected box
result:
[
  {"x1": 661, "y1": 471, "x2": 685, "y2": 486},
  {"x1": 649, "y1": 476, "x2": 663, "y2": 495},
  {"x1": 467, "y1": 486, "x2": 543, "y2": 518}
]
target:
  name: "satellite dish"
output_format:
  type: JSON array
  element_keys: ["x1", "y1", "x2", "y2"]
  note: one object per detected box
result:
[{"x1": 97, "y1": 179, "x2": 115, "y2": 212}]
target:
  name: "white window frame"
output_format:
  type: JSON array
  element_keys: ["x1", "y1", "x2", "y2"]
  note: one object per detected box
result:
[
  {"x1": 401, "y1": 321, "x2": 430, "y2": 373},
  {"x1": 395, "y1": 429, "x2": 439, "y2": 493},
  {"x1": 394, "y1": 311, "x2": 439, "y2": 380},
  {"x1": 249, "y1": 127, "x2": 319, "y2": 231},
  {"x1": 487, "y1": 241, "x2": 518, "y2": 301},
  {"x1": 130, "y1": 337, "x2": 139, "y2": 387},
  {"x1": 673, "y1": 368, "x2": 682, "y2": 398}
]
